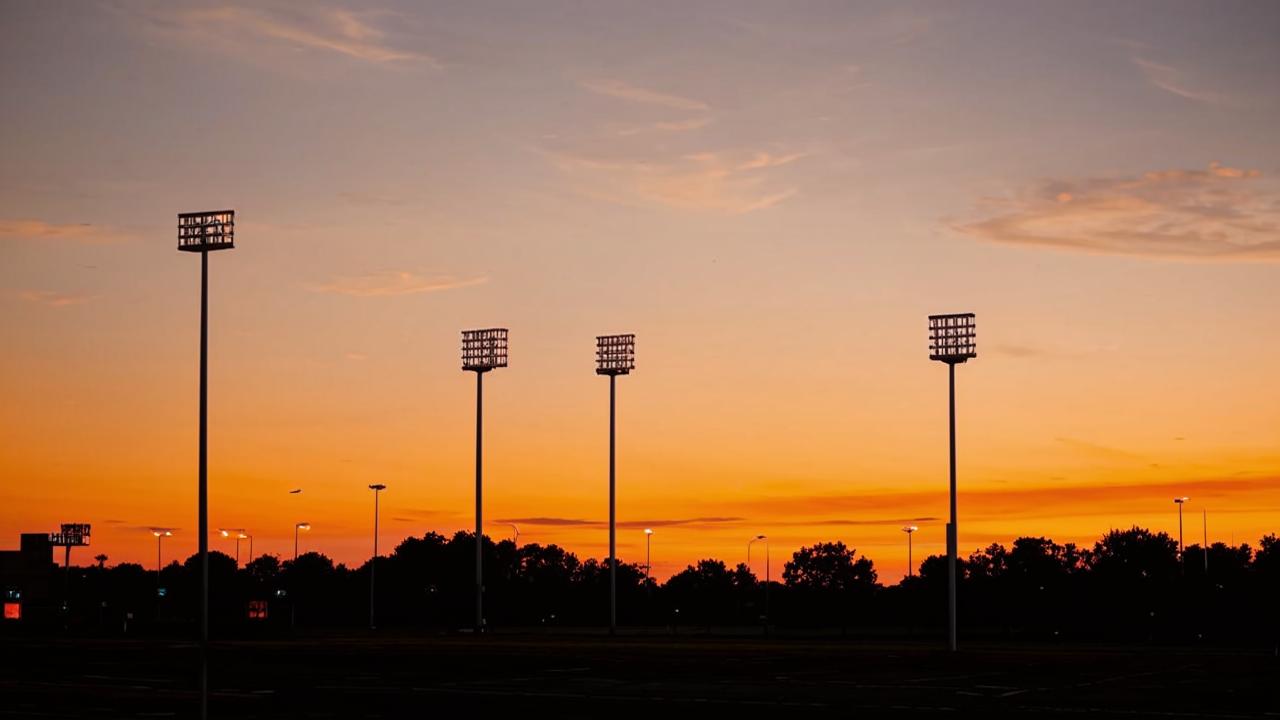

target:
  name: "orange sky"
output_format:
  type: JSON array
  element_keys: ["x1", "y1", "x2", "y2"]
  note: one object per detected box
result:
[{"x1": 1, "y1": 3, "x2": 1278, "y2": 581}]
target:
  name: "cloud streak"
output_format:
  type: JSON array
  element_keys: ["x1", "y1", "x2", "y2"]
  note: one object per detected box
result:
[
  {"x1": 19, "y1": 290, "x2": 96, "y2": 307},
  {"x1": 1133, "y1": 57, "x2": 1224, "y2": 104},
  {"x1": 499, "y1": 516, "x2": 745, "y2": 530},
  {"x1": 0, "y1": 219, "x2": 131, "y2": 245},
  {"x1": 954, "y1": 163, "x2": 1280, "y2": 261},
  {"x1": 146, "y1": 4, "x2": 437, "y2": 68},
  {"x1": 546, "y1": 148, "x2": 803, "y2": 214},
  {"x1": 311, "y1": 271, "x2": 487, "y2": 297},
  {"x1": 579, "y1": 78, "x2": 709, "y2": 111}
]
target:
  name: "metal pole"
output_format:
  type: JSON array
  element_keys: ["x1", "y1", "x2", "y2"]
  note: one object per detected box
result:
[
  {"x1": 1178, "y1": 502, "x2": 1184, "y2": 566},
  {"x1": 157, "y1": 535, "x2": 162, "y2": 590},
  {"x1": 1203, "y1": 510, "x2": 1208, "y2": 574},
  {"x1": 248, "y1": 536, "x2": 253, "y2": 565},
  {"x1": 294, "y1": 525, "x2": 299, "y2": 563},
  {"x1": 609, "y1": 373, "x2": 617, "y2": 635},
  {"x1": 947, "y1": 361, "x2": 957, "y2": 653},
  {"x1": 235, "y1": 536, "x2": 240, "y2": 567},
  {"x1": 646, "y1": 533, "x2": 651, "y2": 584},
  {"x1": 371, "y1": 489, "x2": 379, "y2": 630},
  {"x1": 908, "y1": 531, "x2": 914, "y2": 579},
  {"x1": 764, "y1": 540, "x2": 771, "y2": 629},
  {"x1": 198, "y1": 248, "x2": 209, "y2": 720},
  {"x1": 475, "y1": 370, "x2": 484, "y2": 633}
]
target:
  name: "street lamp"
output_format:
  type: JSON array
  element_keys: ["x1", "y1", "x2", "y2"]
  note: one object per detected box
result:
[
  {"x1": 597, "y1": 333, "x2": 635, "y2": 636},
  {"x1": 644, "y1": 529, "x2": 654, "y2": 584},
  {"x1": 179, "y1": 209, "x2": 232, "y2": 720},
  {"x1": 748, "y1": 534, "x2": 770, "y2": 625},
  {"x1": 902, "y1": 525, "x2": 918, "y2": 579},
  {"x1": 218, "y1": 528, "x2": 250, "y2": 566},
  {"x1": 151, "y1": 529, "x2": 173, "y2": 590},
  {"x1": 1174, "y1": 497, "x2": 1189, "y2": 565},
  {"x1": 928, "y1": 312, "x2": 976, "y2": 653},
  {"x1": 462, "y1": 327, "x2": 508, "y2": 633},
  {"x1": 294, "y1": 522, "x2": 311, "y2": 562},
  {"x1": 368, "y1": 484, "x2": 386, "y2": 631}
]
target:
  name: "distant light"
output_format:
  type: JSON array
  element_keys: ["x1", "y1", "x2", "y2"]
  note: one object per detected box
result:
[
  {"x1": 369, "y1": 484, "x2": 387, "y2": 491},
  {"x1": 3, "y1": 602, "x2": 19, "y2": 621},
  {"x1": 644, "y1": 528, "x2": 653, "y2": 535},
  {"x1": 1174, "y1": 496, "x2": 1189, "y2": 504},
  {"x1": 903, "y1": 526, "x2": 918, "y2": 534},
  {"x1": 297, "y1": 523, "x2": 311, "y2": 530}
]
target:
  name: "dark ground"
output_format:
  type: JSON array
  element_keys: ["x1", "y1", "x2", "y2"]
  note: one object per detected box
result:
[{"x1": 0, "y1": 632, "x2": 1276, "y2": 719}]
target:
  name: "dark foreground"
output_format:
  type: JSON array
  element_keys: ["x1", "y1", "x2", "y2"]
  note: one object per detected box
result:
[{"x1": 0, "y1": 632, "x2": 1276, "y2": 719}]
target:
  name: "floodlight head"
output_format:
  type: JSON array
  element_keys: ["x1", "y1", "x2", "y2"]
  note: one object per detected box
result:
[
  {"x1": 596, "y1": 333, "x2": 635, "y2": 376},
  {"x1": 237, "y1": 532, "x2": 248, "y2": 540},
  {"x1": 297, "y1": 522, "x2": 311, "y2": 530},
  {"x1": 178, "y1": 210, "x2": 235, "y2": 252},
  {"x1": 1174, "y1": 496, "x2": 1189, "y2": 504},
  {"x1": 369, "y1": 483, "x2": 387, "y2": 491},
  {"x1": 152, "y1": 529, "x2": 172, "y2": 537},
  {"x1": 644, "y1": 528, "x2": 654, "y2": 535},
  {"x1": 461, "y1": 328, "x2": 509, "y2": 372},
  {"x1": 903, "y1": 525, "x2": 918, "y2": 534},
  {"x1": 928, "y1": 313, "x2": 977, "y2": 364},
  {"x1": 220, "y1": 529, "x2": 230, "y2": 537}
]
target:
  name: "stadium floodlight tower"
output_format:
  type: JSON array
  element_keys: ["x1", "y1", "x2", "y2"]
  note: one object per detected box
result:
[
  {"x1": 178, "y1": 209, "x2": 233, "y2": 720},
  {"x1": 596, "y1": 333, "x2": 635, "y2": 635},
  {"x1": 928, "y1": 312, "x2": 976, "y2": 653},
  {"x1": 462, "y1": 328, "x2": 508, "y2": 633}
]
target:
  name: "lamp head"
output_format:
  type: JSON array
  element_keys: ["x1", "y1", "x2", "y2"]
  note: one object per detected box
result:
[
  {"x1": 1174, "y1": 496, "x2": 1189, "y2": 504},
  {"x1": 928, "y1": 313, "x2": 977, "y2": 364},
  {"x1": 461, "y1": 328, "x2": 508, "y2": 372},
  {"x1": 595, "y1": 334, "x2": 636, "y2": 376},
  {"x1": 644, "y1": 528, "x2": 653, "y2": 535},
  {"x1": 297, "y1": 522, "x2": 311, "y2": 531},
  {"x1": 903, "y1": 525, "x2": 918, "y2": 534},
  {"x1": 369, "y1": 483, "x2": 387, "y2": 491}
]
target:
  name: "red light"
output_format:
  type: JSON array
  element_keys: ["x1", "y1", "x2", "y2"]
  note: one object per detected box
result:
[
  {"x1": 247, "y1": 600, "x2": 268, "y2": 620},
  {"x1": 3, "y1": 602, "x2": 19, "y2": 620}
]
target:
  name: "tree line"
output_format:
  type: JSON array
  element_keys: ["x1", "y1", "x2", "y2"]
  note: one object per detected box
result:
[{"x1": 26, "y1": 527, "x2": 1280, "y2": 645}]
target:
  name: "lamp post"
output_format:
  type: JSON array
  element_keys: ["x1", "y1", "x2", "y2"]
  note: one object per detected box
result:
[
  {"x1": 1202, "y1": 509, "x2": 1208, "y2": 574},
  {"x1": 462, "y1": 328, "x2": 508, "y2": 633},
  {"x1": 928, "y1": 312, "x2": 976, "y2": 653},
  {"x1": 1174, "y1": 497, "x2": 1189, "y2": 567},
  {"x1": 368, "y1": 484, "x2": 386, "y2": 631},
  {"x1": 902, "y1": 525, "x2": 918, "y2": 579},
  {"x1": 218, "y1": 528, "x2": 249, "y2": 566},
  {"x1": 294, "y1": 522, "x2": 311, "y2": 562},
  {"x1": 596, "y1": 333, "x2": 635, "y2": 636},
  {"x1": 179, "y1": 209, "x2": 233, "y2": 720},
  {"x1": 749, "y1": 535, "x2": 770, "y2": 625},
  {"x1": 644, "y1": 528, "x2": 654, "y2": 584},
  {"x1": 152, "y1": 529, "x2": 173, "y2": 591}
]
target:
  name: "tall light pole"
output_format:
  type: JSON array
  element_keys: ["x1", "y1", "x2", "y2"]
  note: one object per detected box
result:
[
  {"x1": 1174, "y1": 496, "x2": 1189, "y2": 567},
  {"x1": 462, "y1": 328, "x2": 508, "y2": 633},
  {"x1": 219, "y1": 528, "x2": 248, "y2": 566},
  {"x1": 749, "y1": 534, "x2": 769, "y2": 625},
  {"x1": 294, "y1": 522, "x2": 311, "y2": 562},
  {"x1": 902, "y1": 525, "x2": 918, "y2": 579},
  {"x1": 597, "y1": 333, "x2": 635, "y2": 635},
  {"x1": 929, "y1": 312, "x2": 976, "y2": 653},
  {"x1": 644, "y1": 528, "x2": 654, "y2": 584},
  {"x1": 179, "y1": 209, "x2": 232, "y2": 720},
  {"x1": 1202, "y1": 509, "x2": 1208, "y2": 574},
  {"x1": 368, "y1": 484, "x2": 386, "y2": 630},
  {"x1": 152, "y1": 529, "x2": 173, "y2": 592}
]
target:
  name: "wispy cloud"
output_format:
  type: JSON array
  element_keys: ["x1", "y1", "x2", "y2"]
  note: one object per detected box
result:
[
  {"x1": 615, "y1": 116, "x2": 713, "y2": 137},
  {"x1": 0, "y1": 219, "x2": 131, "y2": 245},
  {"x1": 18, "y1": 290, "x2": 96, "y2": 307},
  {"x1": 1133, "y1": 57, "x2": 1225, "y2": 104},
  {"x1": 500, "y1": 516, "x2": 745, "y2": 530},
  {"x1": 141, "y1": 4, "x2": 438, "y2": 68},
  {"x1": 311, "y1": 271, "x2": 487, "y2": 297},
  {"x1": 579, "y1": 78, "x2": 709, "y2": 111},
  {"x1": 953, "y1": 163, "x2": 1280, "y2": 261},
  {"x1": 545, "y1": 148, "x2": 804, "y2": 214}
]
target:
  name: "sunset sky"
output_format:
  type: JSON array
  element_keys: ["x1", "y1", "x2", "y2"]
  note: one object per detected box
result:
[{"x1": 2, "y1": 1, "x2": 1278, "y2": 581}]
